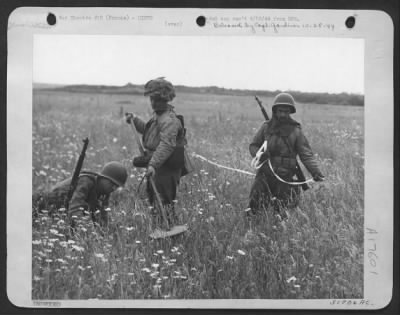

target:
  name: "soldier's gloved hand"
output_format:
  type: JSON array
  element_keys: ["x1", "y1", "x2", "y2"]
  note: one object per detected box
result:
[
  {"x1": 313, "y1": 174, "x2": 325, "y2": 182},
  {"x1": 125, "y1": 112, "x2": 136, "y2": 124},
  {"x1": 146, "y1": 165, "x2": 156, "y2": 178}
]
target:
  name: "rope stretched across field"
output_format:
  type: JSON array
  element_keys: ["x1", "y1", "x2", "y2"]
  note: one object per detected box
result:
[
  {"x1": 191, "y1": 150, "x2": 314, "y2": 186},
  {"x1": 191, "y1": 153, "x2": 256, "y2": 176}
]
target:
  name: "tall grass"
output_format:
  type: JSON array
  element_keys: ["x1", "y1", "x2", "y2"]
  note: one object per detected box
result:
[{"x1": 32, "y1": 90, "x2": 363, "y2": 299}]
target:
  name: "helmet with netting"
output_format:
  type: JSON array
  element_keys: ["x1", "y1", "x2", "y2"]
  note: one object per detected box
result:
[{"x1": 144, "y1": 77, "x2": 176, "y2": 102}]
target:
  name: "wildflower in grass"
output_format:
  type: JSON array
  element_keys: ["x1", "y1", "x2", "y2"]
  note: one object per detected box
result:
[
  {"x1": 156, "y1": 278, "x2": 162, "y2": 284},
  {"x1": 151, "y1": 263, "x2": 160, "y2": 269},
  {"x1": 122, "y1": 146, "x2": 127, "y2": 151},
  {"x1": 171, "y1": 247, "x2": 179, "y2": 253},
  {"x1": 33, "y1": 276, "x2": 42, "y2": 281},
  {"x1": 126, "y1": 227, "x2": 134, "y2": 231},
  {"x1": 136, "y1": 241, "x2": 141, "y2": 244},
  {"x1": 113, "y1": 137, "x2": 118, "y2": 143},
  {"x1": 237, "y1": 250, "x2": 246, "y2": 256},
  {"x1": 156, "y1": 250, "x2": 164, "y2": 255},
  {"x1": 150, "y1": 272, "x2": 159, "y2": 278},
  {"x1": 127, "y1": 273, "x2": 134, "y2": 276},
  {"x1": 60, "y1": 241, "x2": 68, "y2": 248},
  {"x1": 45, "y1": 259, "x2": 53, "y2": 263},
  {"x1": 105, "y1": 208, "x2": 111, "y2": 212},
  {"x1": 71, "y1": 245, "x2": 84, "y2": 252},
  {"x1": 94, "y1": 253, "x2": 104, "y2": 258},
  {"x1": 226, "y1": 256, "x2": 234, "y2": 260},
  {"x1": 294, "y1": 284, "x2": 301, "y2": 289},
  {"x1": 32, "y1": 240, "x2": 42, "y2": 245},
  {"x1": 286, "y1": 276, "x2": 297, "y2": 283},
  {"x1": 172, "y1": 199, "x2": 178, "y2": 203},
  {"x1": 141, "y1": 268, "x2": 151, "y2": 273},
  {"x1": 78, "y1": 266, "x2": 85, "y2": 271}
]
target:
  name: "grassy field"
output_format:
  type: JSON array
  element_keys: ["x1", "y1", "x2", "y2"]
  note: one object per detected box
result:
[{"x1": 32, "y1": 90, "x2": 364, "y2": 299}]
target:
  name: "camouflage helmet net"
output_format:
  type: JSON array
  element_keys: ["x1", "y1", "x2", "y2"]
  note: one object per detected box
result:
[{"x1": 144, "y1": 77, "x2": 176, "y2": 102}]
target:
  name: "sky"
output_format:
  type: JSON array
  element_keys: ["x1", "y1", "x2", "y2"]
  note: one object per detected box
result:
[{"x1": 33, "y1": 35, "x2": 364, "y2": 94}]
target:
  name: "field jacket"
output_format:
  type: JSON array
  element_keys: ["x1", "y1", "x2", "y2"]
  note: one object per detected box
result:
[
  {"x1": 249, "y1": 118, "x2": 323, "y2": 178},
  {"x1": 133, "y1": 106, "x2": 186, "y2": 170},
  {"x1": 45, "y1": 171, "x2": 109, "y2": 223}
]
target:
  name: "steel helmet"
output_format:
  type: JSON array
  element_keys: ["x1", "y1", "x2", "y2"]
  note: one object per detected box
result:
[
  {"x1": 99, "y1": 162, "x2": 128, "y2": 187},
  {"x1": 144, "y1": 77, "x2": 176, "y2": 102},
  {"x1": 272, "y1": 92, "x2": 296, "y2": 114}
]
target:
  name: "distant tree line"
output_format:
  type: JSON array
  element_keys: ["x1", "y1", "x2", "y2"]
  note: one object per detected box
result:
[
  {"x1": 175, "y1": 85, "x2": 364, "y2": 106},
  {"x1": 44, "y1": 83, "x2": 364, "y2": 106}
]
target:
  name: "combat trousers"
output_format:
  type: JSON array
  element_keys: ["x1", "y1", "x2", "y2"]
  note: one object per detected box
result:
[
  {"x1": 147, "y1": 165, "x2": 182, "y2": 227},
  {"x1": 248, "y1": 164, "x2": 299, "y2": 217}
]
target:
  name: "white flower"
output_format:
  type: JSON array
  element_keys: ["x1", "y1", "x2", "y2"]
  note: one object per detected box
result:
[
  {"x1": 151, "y1": 263, "x2": 160, "y2": 269},
  {"x1": 32, "y1": 240, "x2": 42, "y2": 245},
  {"x1": 141, "y1": 268, "x2": 151, "y2": 273},
  {"x1": 237, "y1": 250, "x2": 246, "y2": 256},
  {"x1": 94, "y1": 253, "x2": 104, "y2": 258},
  {"x1": 49, "y1": 229, "x2": 58, "y2": 235},
  {"x1": 71, "y1": 245, "x2": 84, "y2": 252},
  {"x1": 113, "y1": 137, "x2": 118, "y2": 143},
  {"x1": 286, "y1": 276, "x2": 297, "y2": 283},
  {"x1": 156, "y1": 250, "x2": 164, "y2": 254}
]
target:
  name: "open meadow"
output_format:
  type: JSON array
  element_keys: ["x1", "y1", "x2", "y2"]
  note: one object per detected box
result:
[{"x1": 32, "y1": 89, "x2": 364, "y2": 299}]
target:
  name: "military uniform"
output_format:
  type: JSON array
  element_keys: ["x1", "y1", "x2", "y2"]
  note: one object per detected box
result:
[
  {"x1": 248, "y1": 93, "x2": 323, "y2": 216},
  {"x1": 133, "y1": 106, "x2": 186, "y2": 224},
  {"x1": 33, "y1": 172, "x2": 110, "y2": 225}
]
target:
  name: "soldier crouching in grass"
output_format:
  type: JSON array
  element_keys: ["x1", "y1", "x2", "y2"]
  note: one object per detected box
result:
[
  {"x1": 246, "y1": 92, "x2": 324, "y2": 222},
  {"x1": 126, "y1": 77, "x2": 188, "y2": 229},
  {"x1": 33, "y1": 161, "x2": 128, "y2": 228}
]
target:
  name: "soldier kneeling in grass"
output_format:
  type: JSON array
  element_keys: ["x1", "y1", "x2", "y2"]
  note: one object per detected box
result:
[{"x1": 33, "y1": 161, "x2": 128, "y2": 228}]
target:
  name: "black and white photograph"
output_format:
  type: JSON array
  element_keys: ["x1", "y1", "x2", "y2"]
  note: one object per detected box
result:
[{"x1": 6, "y1": 7, "x2": 394, "y2": 309}]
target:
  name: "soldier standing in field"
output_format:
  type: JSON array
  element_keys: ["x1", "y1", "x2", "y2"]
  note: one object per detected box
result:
[
  {"x1": 33, "y1": 161, "x2": 128, "y2": 227},
  {"x1": 247, "y1": 92, "x2": 324, "y2": 218},
  {"x1": 126, "y1": 78, "x2": 188, "y2": 228}
]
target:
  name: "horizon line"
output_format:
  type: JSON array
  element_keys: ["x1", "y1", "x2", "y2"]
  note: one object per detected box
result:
[{"x1": 33, "y1": 81, "x2": 365, "y2": 96}]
